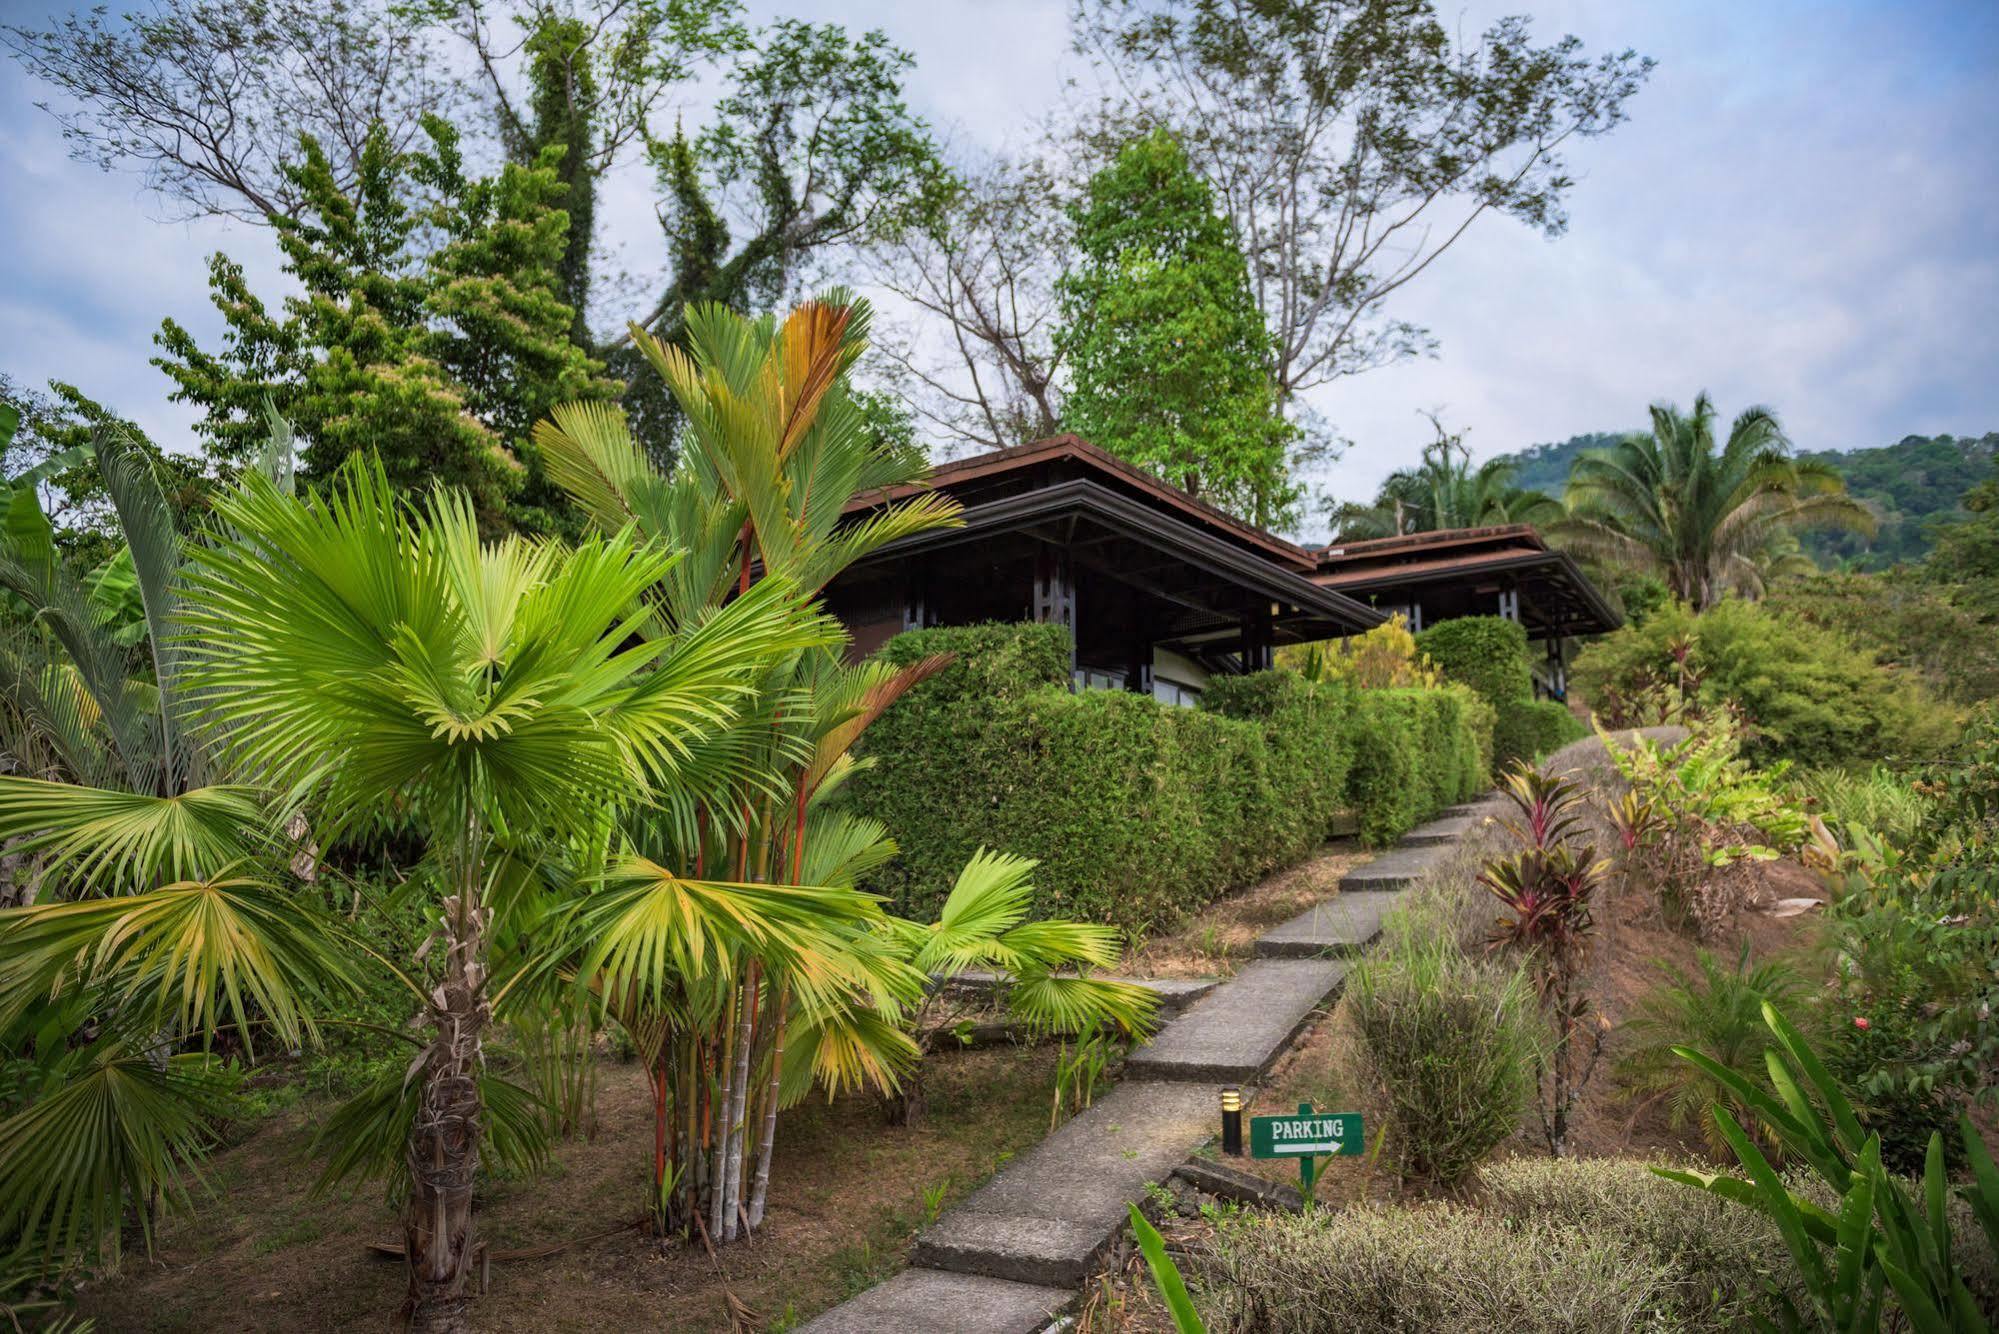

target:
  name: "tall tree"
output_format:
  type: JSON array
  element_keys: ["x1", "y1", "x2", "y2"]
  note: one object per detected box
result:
[
  {"x1": 1326, "y1": 418, "x2": 1560, "y2": 539},
  {"x1": 1056, "y1": 128, "x2": 1297, "y2": 525},
  {"x1": 613, "y1": 21, "x2": 950, "y2": 463},
  {"x1": 153, "y1": 117, "x2": 617, "y2": 532},
  {"x1": 1072, "y1": 0, "x2": 1651, "y2": 408},
  {"x1": 1552, "y1": 393, "x2": 1874, "y2": 610}
]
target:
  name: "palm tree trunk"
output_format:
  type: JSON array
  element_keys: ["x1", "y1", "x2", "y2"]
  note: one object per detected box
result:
[
  {"x1": 719, "y1": 966, "x2": 759, "y2": 1240},
  {"x1": 403, "y1": 846, "x2": 489, "y2": 1333},
  {"x1": 708, "y1": 989, "x2": 735, "y2": 1242},
  {"x1": 745, "y1": 980, "x2": 789, "y2": 1229}
]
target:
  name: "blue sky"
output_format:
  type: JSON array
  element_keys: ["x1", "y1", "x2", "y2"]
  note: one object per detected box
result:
[{"x1": 2, "y1": 0, "x2": 1995, "y2": 532}]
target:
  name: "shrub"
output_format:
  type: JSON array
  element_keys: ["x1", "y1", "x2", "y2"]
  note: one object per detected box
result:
[
  {"x1": 1765, "y1": 569, "x2": 1999, "y2": 705},
  {"x1": 1600, "y1": 715, "x2": 1811, "y2": 937},
  {"x1": 851, "y1": 624, "x2": 1489, "y2": 930},
  {"x1": 1342, "y1": 935, "x2": 1537, "y2": 1185},
  {"x1": 1492, "y1": 697, "x2": 1585, "y2": 770},
  {"x1": 1202, "y1": 1204, "x2": 1668, "y2": 1334},
  {"x1": 1615, "y1": 944, "x2": 1809, "y2": 1154},
  {"x1": 1284, "y1": 613, "x2": 1438, "y2": 688},
  {"x1": 1416, "y1": 615, "x2": 1531, "y2": 706},
  {"x1": 1480, "y1": 1157, "x2": 1800, "y2": 1327},
  {"x1": 1573, "y1": 598, "x2": 1959, "y2": 768}
]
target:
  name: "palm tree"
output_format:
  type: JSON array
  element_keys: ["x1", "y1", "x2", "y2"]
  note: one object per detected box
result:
[
  {"x1": 532, "y1": 295, "x2": 1157, "y2": 1245},
  {"x1": 1551, "y1": 394, "x2": 1874, "y2": 610},
  {"x1": 1328, "y1": 430, "x2": 1559, "y2": 541},
  {"x1": 174, "y1": 457, "x2": 824, "y2": 1330},
  {"x1": 0, "y1": 424, "x2": 358, "y2": 1270}
]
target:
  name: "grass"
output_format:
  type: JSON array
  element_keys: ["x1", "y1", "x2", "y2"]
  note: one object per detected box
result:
[{"x1": 74, "y1": 1042, "x2": 1063, "y2": 1333}]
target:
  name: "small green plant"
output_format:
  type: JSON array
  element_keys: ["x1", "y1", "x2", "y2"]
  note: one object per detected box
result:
[
  {"x1": 921, "y1": 1181, "x2": 949, "y2": 1225},
  {"x1": 1617, "y1": 943, "x2": 1808, "y2": 1155},
  {"x1": 1051, "y1": 1031, "x2": 1115, "y2": 1131},
  {"x1": 1794, "y1": 766, "x2": 1930, "y2": 846},
  {"x1": 1344, "y1": 934, "x2": 1537, "y2": 1185},
  {"x1": 1127, "y1": 1202, "x2": 1206, "y2": 1333},
  {"x1": 1657, "y1": 1002, "x2": 1999, "y2": 1332}
]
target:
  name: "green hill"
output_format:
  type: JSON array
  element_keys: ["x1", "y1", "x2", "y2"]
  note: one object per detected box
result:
[{"x1": 1491, "y1": 430, "x2": 1998, "y2": 569}]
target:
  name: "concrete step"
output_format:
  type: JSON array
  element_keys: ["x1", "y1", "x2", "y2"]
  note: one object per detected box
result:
[
  {"x1": 1399, "y1": 812, "x2": 1477, "y2": 847},
  {"x1": 1124, "y1": 958, "x2": 1346, "y2": 1083},
  {"x1": 1254, "y1": 890, "x2": 1399, "y2": 959},
  {"x1": 1443, "y1": 792, "x2": 1505, "y2": 818},
  {"x1": 797, "y1": 1266, "x2": 1071, "y2": 1333},
  {"x1": 1337, "y1": 841, "x2": 1451, "y2": 893},
  {"x1": 941, "y1": 971, "x2": 1219, "y2": 1017},
  {"x1": 910, "y1": 1081, "x2": 1219, "y2": 1288}
]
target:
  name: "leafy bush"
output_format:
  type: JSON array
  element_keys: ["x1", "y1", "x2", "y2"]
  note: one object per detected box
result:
[
  {"x1": 1492, "y1": 698, "x2": 1586, "y2": 770},
  {"x1": 1284, "y1": 613, "x2": 1438, "y2": 689},
  {"x1": 1813, "y1": 706, "x2": 1999, "y2": 1166},
  {"x1": 1600, "y1": 715, "x2": 1811, "y2": 937},
  {"x1": 1657, "y1": 1003, "x2": 1999, "y2": 1328},
  {"x1": 1342, "y1": 935, "x2": 1537, "y2": 1185},
  {"x1": 851, "y1": 624, "x2": 1489, "y2": 929},
  {"x1": 1766, "y1": 569, "x2": 1999, "y2": 705},
  {"x1": 1573, "y1": 598, "x2": 1959, "y2": 767},
  {"x1": 1416, "y1": 615, "x2": 1530, "y2": 706},
  {"x1": 1616, "y1": 944, "x2": 1809, "y2": 1154}
]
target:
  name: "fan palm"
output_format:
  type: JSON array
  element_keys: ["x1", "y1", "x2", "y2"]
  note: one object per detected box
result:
[
  {"x1": 0, "y1": 424, "x2": 358, "y2": 1271},
  {"x1": 175, "y1": 456, "x2": 830, "y2": 1330},
  {"x1": 1551, "y1": 394, "x2": 1874, "y2": 609},
  {"x1": 1329, "y1": 436, "x2": 1559, "y2": 540}
]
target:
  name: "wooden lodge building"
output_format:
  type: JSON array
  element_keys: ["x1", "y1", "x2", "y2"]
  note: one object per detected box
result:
[{"x1": 826, "y1": 436, "x2": 1619, "y2": 703}]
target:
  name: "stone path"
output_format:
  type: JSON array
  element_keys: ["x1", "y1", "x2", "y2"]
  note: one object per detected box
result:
[{"x1": 799, "y1": 794, "x2": 1496, "y2": 1333}]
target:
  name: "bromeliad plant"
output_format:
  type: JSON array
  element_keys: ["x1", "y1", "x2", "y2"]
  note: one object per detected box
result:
[
  {"x1": 1478, "y1": 763, "x2": 1607, "y2": 1158},
  {"x1": 1657, "y1": 1002, "x2": 1999, "y2": 1333}
]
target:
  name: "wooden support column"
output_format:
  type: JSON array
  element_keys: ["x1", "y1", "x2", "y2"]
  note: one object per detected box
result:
[
  {"x1": 1033, "y1": 545, "x2": 1077, "y2": 675},
  {"x1": 901, "y1": 569, "x2": 928, "y2": 632},
  {"x1": 1239, "y1": 602, "x2": 1274, "y2": 673}
]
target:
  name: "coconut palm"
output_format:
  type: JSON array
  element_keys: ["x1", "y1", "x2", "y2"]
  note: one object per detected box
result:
[
  {"x1": 1328, "y1": 433, "x2": 1559, "y2": 541},
  {"x1": 531, "y1": 294, "x2": 1158, "y2": 1246},
  {"x1": 174, "y1": 456, "x2": 828, "y2": 1330},
  {"x1": 1551, "y1": 394, "x2": 1874, "y2": 610}
]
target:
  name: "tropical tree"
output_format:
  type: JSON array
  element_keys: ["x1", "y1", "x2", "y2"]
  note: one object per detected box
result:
[
  {"x1": 1055, "y1": 128, "x2": 1298, "y2": 527},
  {"x1": 1327, "y1": 426, "x2": 1560, "y2": 540},
  {"x1": 1551, "y1": 394, "x2": 1874, "y2": 610},
  {"x1": 174, "y1": 454, "x2": 825, "y2": 1329},
  {"x1": 532, "y1": 294, "x2": 1155, "y2": 1245},
  {"x1": 0, "y1": 420, "x2": 358, "y2": 1273}
]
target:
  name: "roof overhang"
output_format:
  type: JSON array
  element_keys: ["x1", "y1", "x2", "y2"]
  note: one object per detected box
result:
[
  {"x1": 848, "y1": 477, "x2": 1383, "y2": 639},
  {"x1": 1314, "y1": 542, "x2": 1621, "y2": 639}
]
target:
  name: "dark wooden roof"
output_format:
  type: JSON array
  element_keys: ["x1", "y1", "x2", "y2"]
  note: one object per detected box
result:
[
  {"x1": 1312, "y1": 524, "x2": 1620, "y2": 638},
  {"x1": 840, "y1": 435, "x2": 1381, "y2": 637},
  {"x1": 848, "y1": 434, "x2": 1320, "y2": 571}
]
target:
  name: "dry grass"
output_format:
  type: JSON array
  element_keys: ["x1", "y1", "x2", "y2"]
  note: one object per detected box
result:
[
  {"x1": 73, "y1": 1043, "x2": 1061, "y2": 1333},
  {"x1": 1121, "y1": 843, "x2": 1367, "y2": 978}
]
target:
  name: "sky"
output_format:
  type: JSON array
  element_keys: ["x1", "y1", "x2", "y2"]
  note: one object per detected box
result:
[{"x1": 2, "y1": 0, "x2": 1996, "y2": 539}]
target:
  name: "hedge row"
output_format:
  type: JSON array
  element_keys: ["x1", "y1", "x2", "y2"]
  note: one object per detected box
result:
[
  {"x1": 1417, "y1": 615, "x2": 1585, "y2": 770},
  {"x1": 848, "y1": 623, "x2": 1493, "y2": 931}
]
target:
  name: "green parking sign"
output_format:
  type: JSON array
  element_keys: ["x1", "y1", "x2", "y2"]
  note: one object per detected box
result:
[
  {"x1": 1250, "y1": 1108, "x2": 1362, "y2": 1158},
  {"x1": 1248, "y1": 1103, "x2": 1361, "y2": 1193}
]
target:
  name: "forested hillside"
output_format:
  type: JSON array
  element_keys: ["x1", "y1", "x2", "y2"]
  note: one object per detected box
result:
[{"x1": 1494, "y1": 429, "x2": 1998, "y2": 568}]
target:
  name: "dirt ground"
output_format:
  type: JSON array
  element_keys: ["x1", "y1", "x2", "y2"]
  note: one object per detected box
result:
[
  {"x1": 74, "y1": 1043, "x2": 1061, "y2": 1333},
  {"x1": 1120, "y1": 843, "x2": 1368, "y2": 979}
]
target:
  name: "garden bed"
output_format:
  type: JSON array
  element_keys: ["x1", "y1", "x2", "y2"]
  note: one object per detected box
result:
[{"x1": 74, "y1": 1044, "x2": 1065, "y2": 1333}]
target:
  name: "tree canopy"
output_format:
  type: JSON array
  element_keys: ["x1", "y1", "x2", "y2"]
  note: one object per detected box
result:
[{"x1": 1056, "y1": 128, "x2": 1297, "y2": 526}]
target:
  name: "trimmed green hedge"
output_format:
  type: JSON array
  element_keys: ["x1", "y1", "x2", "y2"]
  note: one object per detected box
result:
[
  {"x1": 1417, "y1": 615, "x2": 1580, "y2": 770},
  {"x1": 1492, "y1": 699, "x2": 1586, "y2": 774},
  {"x1": 849, "y1": 623, "x2": 1492, "y2": 930},
  {"x1": 1417, "y1": 617, "x2": 1531, "y2": 706}
]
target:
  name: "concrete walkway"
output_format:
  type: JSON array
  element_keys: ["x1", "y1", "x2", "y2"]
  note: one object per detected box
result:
[{"x1": 799, "y1": 796, "x2": 1496, "y2": 1333}]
